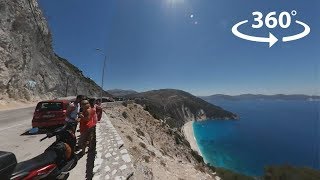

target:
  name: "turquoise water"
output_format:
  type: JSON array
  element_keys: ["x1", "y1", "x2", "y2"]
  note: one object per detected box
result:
[{"x1": 193, "y1": 100, "x2": 319, "y2": 176}]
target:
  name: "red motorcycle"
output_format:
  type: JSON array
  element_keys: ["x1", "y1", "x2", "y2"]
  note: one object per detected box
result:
[{"x1": 0, "y1": 124, "x2": 77, "y2": 180}]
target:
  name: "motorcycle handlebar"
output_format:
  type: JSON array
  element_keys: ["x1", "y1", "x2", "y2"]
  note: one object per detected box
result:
[
  {"x1": 40, "y1": 136, "x2": 47, "y2": 142},
  {"x1": 53, "y1": 124, "x2": 69, "y2": 134},
  {"x1": 39, "y1": 124, "x2": 71, "y2": 142}
]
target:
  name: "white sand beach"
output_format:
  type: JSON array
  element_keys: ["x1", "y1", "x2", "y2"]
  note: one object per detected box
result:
[{"x1": 182, "y1": 121, "x2": 202, "y2": 156}]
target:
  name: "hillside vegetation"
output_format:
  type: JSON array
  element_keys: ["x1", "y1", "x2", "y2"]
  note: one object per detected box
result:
[
  {"x1": 107, "y1": 89, "x2": 138, "y2": 97},
  {"x1": 127, "y1": 89, "x2": 238, "y2": 128}
]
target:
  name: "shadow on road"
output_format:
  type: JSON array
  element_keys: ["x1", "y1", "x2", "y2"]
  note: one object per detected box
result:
[
  {"x1": 20, "y1": 125, "x2": 68, "y2": 136},
  {"x1": 73, "y1": 127, "x2": 96, "y2": 180},
  {"x1": 20, "y1": 128, "x2": 47, "y2": 136},
  {"x1": 86, "y1": 127, "x2": 96, "y2": 180}
]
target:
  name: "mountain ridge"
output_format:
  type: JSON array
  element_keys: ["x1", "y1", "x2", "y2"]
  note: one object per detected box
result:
[
  {"x1": 107, "y1": 89, "x2": 138, "y2": 97},
  {"x1": 126, "y1": 89, "x2": 238, "y2": 128},
  {"x1": 200, "y1": 94, "x2": 320, "y2": 101}
]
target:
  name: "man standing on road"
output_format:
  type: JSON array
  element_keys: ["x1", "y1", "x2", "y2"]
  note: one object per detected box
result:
[{"x1": 65, "y1": 95, "x2": 83, "y2": 133}]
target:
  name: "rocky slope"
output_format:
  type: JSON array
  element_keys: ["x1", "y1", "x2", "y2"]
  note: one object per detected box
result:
[
  {"x1": 0, "y1": 0, "x2": 110, "y2": 102},
  {"x1": 127, "y1": 89, "x2": 238, "y2": 128},
  {"x1": 105, "y1": 102, "x2": 219, "y2": 180}
]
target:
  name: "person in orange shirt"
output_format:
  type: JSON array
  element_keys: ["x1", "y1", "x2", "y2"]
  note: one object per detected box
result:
[
  {"x1": 96, "y1": 99, "x2": 103, "y2": 121},
  {"x1": 89, "y1": 98, "x2": 98, "y2": 126},
  {"x1": 78, "y1": 100, "x2": 95, "y2": 155}
]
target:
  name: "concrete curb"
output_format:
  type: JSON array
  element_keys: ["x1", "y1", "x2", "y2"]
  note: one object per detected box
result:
[{"x1": 93, "y1": 113, "x2": 134, "y2": 180}]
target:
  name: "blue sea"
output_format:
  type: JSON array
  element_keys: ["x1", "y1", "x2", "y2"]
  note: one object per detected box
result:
[{"x1": 193, "y1": 100, "x2": 320, "y2": 176}]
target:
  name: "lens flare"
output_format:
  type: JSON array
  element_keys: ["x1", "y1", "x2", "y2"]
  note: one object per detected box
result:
[{"x1": 166, "y1": 0, "x2": 185, "y2": 8}]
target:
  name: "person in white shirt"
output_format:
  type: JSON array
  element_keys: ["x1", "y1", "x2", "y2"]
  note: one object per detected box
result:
[{"x1": 65, "y1": 95, "x2": 83, "y2": 132}]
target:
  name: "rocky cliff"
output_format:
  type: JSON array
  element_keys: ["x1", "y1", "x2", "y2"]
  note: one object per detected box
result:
[{"x1": 0, "y1": 0, "x2": 110, "y2": 102}]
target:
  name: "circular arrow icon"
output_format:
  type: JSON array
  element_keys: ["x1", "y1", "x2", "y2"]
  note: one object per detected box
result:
[
  {"x1": 282, "y1": 20, "x2": 310, "y2": 42},
  {"x1": 231, "y1": 11, "x2": 311, "y2": 48},
  {"x1": 232, "y1": 20, "x2": 278, "y2": 47}
]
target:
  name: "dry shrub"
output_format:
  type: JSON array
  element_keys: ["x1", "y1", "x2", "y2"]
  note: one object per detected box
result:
[
  {"x1": 136, "y1": 128, "x2": 145, "y2": 137},
  {"x1": 126, "y1": 135, "x2": 133, "y2": 142},
  {"x1": 122, "y1": 111, "x2": 128, "y2": 119},
  {"x1": 122, "y1": 101, "x2": 128, "y2": 107},
  {"x1": 148, "y1": 150, "x2": 156, "y2": 157},
  {"x1": 139, "y1": 142, "x2": 147, "y2": 149},
  {"x1": 132, "y1": 146, "x2": 138, "y2": 151},
  {"x1": 194, "y1": 164, "x2": 206, "y2": 173},
  {"x1": 160, "y1": 160, "x2": 166, "y2": 167},
  {"x1": 160, "y1": 147, "x2": 168, "y2": 156},
  {"x1": 143, "y1": 155, "x2": 150, "y2": 163}
]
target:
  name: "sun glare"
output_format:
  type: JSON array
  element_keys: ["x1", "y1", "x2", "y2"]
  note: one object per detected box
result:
[{"x1": 166, "y1": 0, "x2": 185, "y2": 8}]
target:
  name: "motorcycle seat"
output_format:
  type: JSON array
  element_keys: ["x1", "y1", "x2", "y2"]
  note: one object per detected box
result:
[
  {"x1": 0, "y1": 151, "x2": 17, "y2": 179},
  {"x1": 11, "y1": 150, "x2": 57, "y2": 177}
]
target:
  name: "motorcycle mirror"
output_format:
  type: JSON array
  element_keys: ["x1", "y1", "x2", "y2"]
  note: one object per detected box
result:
[{"x1": 29, "y1": 127, "x2": 39, "y2": 134}]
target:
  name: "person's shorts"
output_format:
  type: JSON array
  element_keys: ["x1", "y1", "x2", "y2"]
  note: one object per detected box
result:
[{"x1": 79, "y1": 127, "x2": 94, "y2": 148}]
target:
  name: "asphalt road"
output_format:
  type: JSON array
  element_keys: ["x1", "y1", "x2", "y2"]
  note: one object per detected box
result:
[
  {"x1": 0, "y1": 106, "x2": 55, "y2": 162},
  {"x1": 0, "y1": 106, "x2": 86, "y2": 179}
]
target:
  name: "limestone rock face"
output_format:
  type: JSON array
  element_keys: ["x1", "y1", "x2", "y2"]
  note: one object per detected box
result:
[{"x1": 0, "y1": 0, "x2": 110, "y2": 101}]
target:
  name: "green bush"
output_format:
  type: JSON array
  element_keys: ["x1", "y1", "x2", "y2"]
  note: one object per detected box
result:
[
  {"x1": 152, "y1": 113, "x2": 159, "y2": 119},
  {"x1": 190, "y1": 150, "x2": 203, "y2": 163},
  {"x1": 194, "y1": 164, "x2": 206, "y2": 173},
  {"x1": 264, "y1": 165, "x2": 320, "y2": 180},
  {"x1": 215, "y1": 167, "x2": 254, "y2": 180}
]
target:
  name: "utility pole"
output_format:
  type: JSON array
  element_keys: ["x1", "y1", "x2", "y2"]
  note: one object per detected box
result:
[
  {"x1": 75, "y1": 81, "x2": 78, "y2": 95},
  {"x1": 101, "y1": 55, "x2": 107, "y2": 102},
  {"x1": 65, "y1": 76, "x2": 69, "y2": 97},
  {"x1": 96, "y1": 48, "x2": 107, "y2": 103}
]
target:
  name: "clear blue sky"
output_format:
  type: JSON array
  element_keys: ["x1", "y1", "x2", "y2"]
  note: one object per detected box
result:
[{"x1": 38, "y1": 0, "x2": 319, "y2": 96}]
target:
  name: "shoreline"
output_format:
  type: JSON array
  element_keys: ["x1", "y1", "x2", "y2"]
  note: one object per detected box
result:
[{"x1": 182, "y1": 121, "x2": 203, "y2": 157}]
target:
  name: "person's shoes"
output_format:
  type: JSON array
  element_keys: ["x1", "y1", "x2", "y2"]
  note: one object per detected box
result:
[
  {"x1": 80, "y1": 149, "x2": 85, "y2": 156},
  {"x1": 75, "y1": 145, "x2": 80, "y2": 151},
  {"x1": 76, "y1": 151, "x2": 84, "y2": 159}
]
